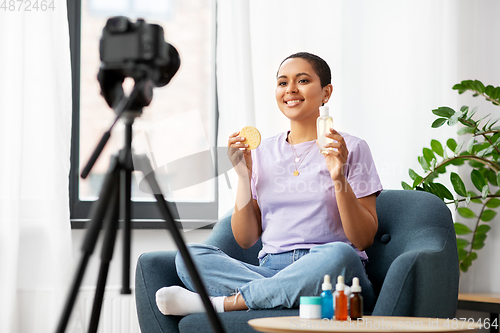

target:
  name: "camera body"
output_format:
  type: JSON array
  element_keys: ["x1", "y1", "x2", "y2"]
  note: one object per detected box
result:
[{"x1": 99, "y1": 16, "x2": 180, "y2": 88}]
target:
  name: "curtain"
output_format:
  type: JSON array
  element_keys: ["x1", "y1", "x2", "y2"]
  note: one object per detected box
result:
[{"x1": 0, "y1": 1, "x2": 73, "y2": 332}]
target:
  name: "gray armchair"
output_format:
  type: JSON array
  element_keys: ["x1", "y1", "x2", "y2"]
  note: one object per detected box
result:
[{"x1": 135, "y1": 190, "x2": 459, "y2": 333}]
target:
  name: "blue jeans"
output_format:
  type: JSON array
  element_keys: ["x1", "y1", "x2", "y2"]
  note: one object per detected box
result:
[{"x1": 175, "y1": 242, "x2": 374, "y2": 311}]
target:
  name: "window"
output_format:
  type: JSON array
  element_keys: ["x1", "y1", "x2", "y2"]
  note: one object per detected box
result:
[{"x1": 68, "y1": 0, "x2": 218, "y2": 228}]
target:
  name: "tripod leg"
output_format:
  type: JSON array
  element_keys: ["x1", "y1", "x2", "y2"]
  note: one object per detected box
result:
[
  {"x1": 88, "y1": 184, "x2": 120, "y2": 333},
  {"x1": 121, "y1": 122, "x2": 133, "y2": 294},
  {"x1": 134, "y1": 154, "x2": 225, "y2": 333},
  {"x1": 56, "y1": 157, "x2": 120, "y2": 333}
]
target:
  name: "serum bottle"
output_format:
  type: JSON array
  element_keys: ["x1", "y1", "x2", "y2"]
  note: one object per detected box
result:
[
  {"x1": 335, "y1": 275, "x2": 348, "y2": 321},
  {"x1": 321, "y1": 275, "x2": 334, "y2": 319},
  {"x1": 317, "y1": 105, "x2": 334, "y2": 154},
  {"x1": 349, "y1": 277, "x2": 363, "y2": 319}
]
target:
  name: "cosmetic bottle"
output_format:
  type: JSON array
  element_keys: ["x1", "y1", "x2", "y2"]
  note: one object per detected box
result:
[
  {"x1": 317, "y1": 105, "x2": 334, "y2": 154},
  {"x1": 300, "y1": 296, "x2": 322, "y2": 319},
  {"x1": 349, "y1": 277, "x2": 363, "y2": 319},
  {"x1": 335, "y1": 275, "x2": 348, "y2": 320},
  {"x1": 321, "y1": 275, "x2": 334, "y2": 319}
]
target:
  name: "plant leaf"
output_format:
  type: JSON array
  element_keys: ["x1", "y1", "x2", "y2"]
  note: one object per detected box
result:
[
  {"x1": 448, "y1": 112, "x2": 461, "y2": 126},
  {"x1": 467, "y1": 138, "x2": 476, "y2": 154},
  {"x1": 454, "y1": 142, "x2": 464, "y2": 155},
  {"x1": 454, "y1": 223, "x2": 472, "y2": 235},
  {"x1": 418, "y1": 156, "x2": 431, "y2": 172},
  {"x1": 430, "y1": 140, "x2": 444, "y2": 157},
  {"x1": 450, "y1": 172, "x2": 467, "y2": 197},
  {"x1": 458, "y1": 207, "x2": 476, "y2": 218},
  {"x1": 408, "y1": 169, "x2": 420, "y2": 181},
  {"x1": 432, "y1": 118, "x2": 447, "y2": 128},
  {"x1": 460, "y1": 261, "x2": 470, "y2": 272},
  {"x1": 476, "y1": 224, "x2": 491, "y2": 234},
  {"x1": 456, "y1": 238, "x2": 470, "y2": 249},
  {"x1": 401, "y1": 181, "x2": 413, "y2": 190},
  {"x1": 447, "y1": 138, "x2": 457, "y2": 152},
  {"x1": 433, "y1": 182, "x2": 454, "y2": 200},
  {"x1": 467, "y1": 190, "x2": 481, "y2": 204},
  {"x1": 458, "y1": 248, "x2": 468, "y2": 261},
  {"x1": 486, "y1": 198, "x2": 500, "y2": 208},
  {"x1": 471, "y1": 169, "x2": 487, "y2": 192},
  {"x1": 474, "y1": 80, "x2": 486, "y2": 93},
  {"x1": 482, "y1": 184, "x2": 490, "y2": 200},
  {"x1": 412, "y1": 176, "x2": 423, "y2": 188},
  {"x1": 480, "y1": 209, "x2": 497, "y2": 222},
  {"x1": 423, "y1": 148, "x2": 435, "y2": 165},
  {"x1": 472, "y1": 238, "x2": 485, "y2": 250},
  {"x1": 432, "y1": 106, "x2": 455, "y2": 118},
  {"x1": 457, "y1": 127, "x2": 476, "y2": 135}
]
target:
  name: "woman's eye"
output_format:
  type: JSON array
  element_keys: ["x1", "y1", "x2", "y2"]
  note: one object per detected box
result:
[
  {"x1": 278, "y1": 81, "x2": 287, "y2": 86},
  {"x1": 299, "y1": 79, "x2": 309, "y2": 84}
]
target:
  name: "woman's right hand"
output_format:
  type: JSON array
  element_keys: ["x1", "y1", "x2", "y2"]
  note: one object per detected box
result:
[{"x1": 227, "y1": 131, "x2": 252, "y2": 179}]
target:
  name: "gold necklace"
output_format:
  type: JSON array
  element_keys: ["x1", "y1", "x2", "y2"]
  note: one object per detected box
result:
[{"x1": 288, "y1": 132, "x2": 315, "y2": 176}]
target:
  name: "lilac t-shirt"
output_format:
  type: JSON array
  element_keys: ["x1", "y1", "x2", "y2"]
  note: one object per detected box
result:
[{"x1": 250, "y1": 131, "x2": 383, "y2": 260}]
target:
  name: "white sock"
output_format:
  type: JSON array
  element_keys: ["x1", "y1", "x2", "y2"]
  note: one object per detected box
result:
[{"x1": 155, "y1": 286, "x2": 225, "y2": 316}]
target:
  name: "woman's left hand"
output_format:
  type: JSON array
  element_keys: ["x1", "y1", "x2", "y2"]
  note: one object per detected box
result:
[{"x1": 318, "y1": 129, "x2": 349, "y2": 181}]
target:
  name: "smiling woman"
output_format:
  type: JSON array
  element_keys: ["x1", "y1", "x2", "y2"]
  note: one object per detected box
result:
[{"x1": 155, "y1": 52, "x2": 383, "y2": 316}]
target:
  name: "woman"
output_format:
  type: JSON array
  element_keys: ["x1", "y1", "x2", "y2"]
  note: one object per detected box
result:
[{"x1": 156, "y1": 52, "x2": 383, "y2": 315}]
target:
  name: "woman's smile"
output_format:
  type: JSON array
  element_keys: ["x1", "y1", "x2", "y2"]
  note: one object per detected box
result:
[{"x1": 284, "y1": 98, "x2": 305, "y2": 107}]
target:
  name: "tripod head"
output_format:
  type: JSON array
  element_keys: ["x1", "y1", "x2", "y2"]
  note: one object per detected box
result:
[{"x1": 97, "y1": 16, "x2": 180, "y2": 112}]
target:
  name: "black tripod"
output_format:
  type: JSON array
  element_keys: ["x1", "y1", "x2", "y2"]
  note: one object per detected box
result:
[{"x1": 56, "y1": 79, "x2": 225, "y2": 333}]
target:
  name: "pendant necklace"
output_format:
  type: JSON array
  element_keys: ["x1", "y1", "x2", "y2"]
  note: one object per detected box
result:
[{"x1": 288, "y1": 132, "x2": 315, "y2": 176}]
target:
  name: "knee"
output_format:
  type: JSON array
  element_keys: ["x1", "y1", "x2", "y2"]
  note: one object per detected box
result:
[
  {"x1": 313, "y1": 242, "x2": 359, "y2": 258},
  {"x1": 311, "y1": 242, "x2": 361, "y2": 270},
  {"x1": 175, "y1": 244, "x2": 221, "y2": 275}
]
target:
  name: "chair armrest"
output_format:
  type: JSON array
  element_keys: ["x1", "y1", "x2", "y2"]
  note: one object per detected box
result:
[
  {"x1": 135, "y1": 251, "x2": 185, "y2": 333},
  {"x1": 372, "y1": 233, "x2": 459, "y2": 318}
]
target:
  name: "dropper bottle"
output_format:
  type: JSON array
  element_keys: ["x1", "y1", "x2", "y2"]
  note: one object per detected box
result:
[
  {"x1": 349, "y1": 277, "x2": 363, "y2": 319},
  {"x1": 321, "y1": 275, "x2": 333, "y2": 319},
  {"x1": 317, "y1": 106, "x2": 334, "y2": 154},
  {"x1": 335, "y1": 275, "x2": 348, "y2": 320}
]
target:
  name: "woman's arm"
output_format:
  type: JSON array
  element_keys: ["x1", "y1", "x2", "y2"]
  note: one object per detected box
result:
[
  {"x1": 231, "y1": 175, "x2": 262, "y2": 249},
  {"x1": 320, "y1": 129, "x2": 378, "y2": 250},
  {"x1": 334, "y1": 183, "x2": 378, "y2": 250},
  {"x1": 227, "y1": 132, "x2": 262, "y2": 249}
]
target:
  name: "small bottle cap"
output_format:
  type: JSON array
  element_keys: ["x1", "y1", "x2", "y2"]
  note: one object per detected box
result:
[
  {"x1": 300, "y1": 296, "x2": 322, "y2": 305},
  {"x1": 351, "y1": 277, "x2": 362, "y2": 293},
  {"x1": 319, "y1": 106, "x2": 329, "y2": 116},
  {"x1": 336, "y1": 275, "x2": 345, "y2": 291},
  {"x1": 322, "y1": 275, "x2": 332, "y2": 291}
]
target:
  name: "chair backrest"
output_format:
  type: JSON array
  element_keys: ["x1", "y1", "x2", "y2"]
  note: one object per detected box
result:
[
  {"x1": 204, "y1": 189, "x2": 457, "y2": 293},
  {"x1": 365, "y1": 190, "x2": 456, "y2": 295}
]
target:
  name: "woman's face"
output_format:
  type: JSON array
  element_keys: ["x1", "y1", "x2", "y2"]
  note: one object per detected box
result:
[{"x1": 275, "y1": 58, "x2": 330, "y2": 122}]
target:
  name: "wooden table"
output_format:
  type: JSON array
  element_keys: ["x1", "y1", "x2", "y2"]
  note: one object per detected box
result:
[
  {"x1": 248, "y1": 316, "x2": 480, "y2": 333},
  {"x1": 458, "y1": 293, "x2": 500, "y2": 333}
]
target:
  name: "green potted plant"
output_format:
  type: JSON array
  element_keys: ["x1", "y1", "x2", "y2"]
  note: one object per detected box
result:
[{"x1": 402, "y1": 80, "x2": 500, "y2": 273}]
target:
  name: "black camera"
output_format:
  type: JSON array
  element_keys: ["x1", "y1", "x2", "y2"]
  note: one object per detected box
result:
[{"x1": 98, "y1": 16, "x2": 180, "y2": 109}]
